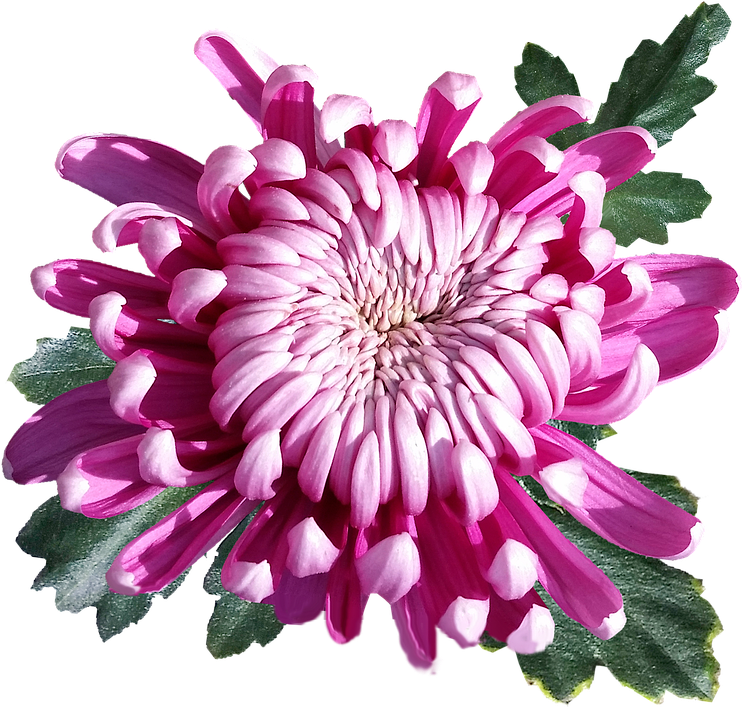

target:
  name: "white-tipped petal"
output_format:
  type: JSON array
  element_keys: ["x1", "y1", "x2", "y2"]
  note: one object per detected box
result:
[
  {"x1": 286, "y1": 517, "x2": 341, "y2": 577},
  {"x1": 488, "y1": 539, "x2": 540, "y2": 600},
  {"x1": 438, "y1": 597, "x2": 490, "y2": 648},
  {"x1": 506, "y1": 604, "x2": 555, "y2": 654},
  {"x1": 355, "y1": 532, "x2": 421, "y2": 603}
]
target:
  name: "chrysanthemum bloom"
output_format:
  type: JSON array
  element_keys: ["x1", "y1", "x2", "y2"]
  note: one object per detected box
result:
[{"x1": 4, "y1": 34, "x2": 737, "y2": 665}]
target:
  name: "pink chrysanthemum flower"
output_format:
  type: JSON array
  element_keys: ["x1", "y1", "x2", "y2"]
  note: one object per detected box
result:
[{"x1": 4, "y1": 34, "x2": 737, "y2": 665}]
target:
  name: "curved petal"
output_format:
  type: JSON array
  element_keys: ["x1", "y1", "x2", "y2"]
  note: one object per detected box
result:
[
  {"x1": 514, "y1": 127, "x2": 656, "y2": 217},
  {"x1": 57, "y1": 135, "x2": 206, "y2": 229},
  {"x1": 415, "y1": 71, "x2": 482, "y2": 186},
  {"x1": 558, "y1": 343, "x2": 659, "y2": 423},
  {"x1": 32, "y1": 259, "x2": 169, "y2": 318},
  {"x1": 487, "y1": 95, "x2": 592, "y2": 157},
  {"x1": 107, "y1": 475, "x2": 254, "y2": 595},
  {"x1": 57, "y1": 434, "x2": 163, "y2": 518},
  {"x1": 534, "y1": 425, "x2": 703, "y2": 559},
  {"x1": 3, "y1": 381, "x2": 144, "y2": 485},
  {"x1": 197, "y1": 145, "x2": 256, "y2": 235},
  {"x1": 194, "y1": 32, "x2": 278, "y2": 131},
  {"x1": 261, "y1": 65, "x2": 318, "y2": 167}
]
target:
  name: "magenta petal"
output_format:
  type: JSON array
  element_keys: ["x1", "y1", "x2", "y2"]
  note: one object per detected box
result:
[
  {"x1": 57, "y1": 135, "x2": 206, "y2": 228},
  {"x1": 32, "y1": 259, "x2": 170, "y2": 318},
  {"x1": 628, "y1": 254, "x2": 739, "y2": 319},
  {"x1": 4, "y1": 381, "x2": 144, "y2": 485},
  {"x1": 325, "y1": 528, "x2": 368, "y2": 644},
  {"x1": 391, "y1": 585, "x2": 437, "y2": 668},
  {"x1": 415, "y1": 71, "x2": 482, "y2": 186},
  {"x1": 496, "y1": 470, "x2": 625, "y2": 638},
  {"x1": 269, "y1": 571, "x2": 328, "y2": 624},
  {"x1": 515, "y1": 126, "x2": 656, "y2": 217},
  {"x1": 534, "y1": 425, "x2": 703, "y2": 559},
  {"x1": 107, "y1": 476, "x2": 254, "y2": 595},
  {"x1": 487, "y1": 95, "x2": 592, "y2": 159},
  {"x1": 195, "y1": 33, "x2": 278, "y2": 131},
  {"x1": 262, "y1": 65, "x2": 318, "y2": 168},
  {"x1": 57, "y1": 435, "x2": 163, "y2": 518}
]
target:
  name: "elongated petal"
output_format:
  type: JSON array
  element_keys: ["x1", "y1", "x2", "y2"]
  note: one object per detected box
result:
[
  {"x1": 416, "y1": 71, "x2": 482, "y2": 186},
  {"x1": 534, "y1": 425, "x2": 702, "y2": 559},
  {"x1": 487, "y1": 95, "x2": 592, "y2": 158},
  {"x1": 515, "y1": 127, "x2": 656, "y2": 217},
  {"x1": 57, "y1": 135, "x2": 205, "y2": 228},
  {"x1": 559, "y1": 343, "x2": 659, "y2": 423},
  {"x1": 107, "y1": 476, "x2": 254, "y2": 594},
  {"x1": 4, "y1": 381, "x2": 143, "y2": 484},
  {"x1": 32, "y1": 259, "x2": 169, "y2": 318},
  {"x1": 195, "y1": 32, "x2": 278, "y2": 130},
  {"x1": 57, "y1": 435, "x2": 163, "y2": 518},
  {"x1": 496, "y1": 470, "x2": 624, "y2": 638}
]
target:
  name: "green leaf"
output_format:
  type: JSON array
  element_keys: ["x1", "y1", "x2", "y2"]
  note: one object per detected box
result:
[
  {"x1": 590, "y1": 3, "x2": 730, "y2": 148},
  {"x1": 9, "y1": 327, "x2": 114, "y2": 404},
  {"x1": 491, "y1": 470, "x2": 720, "y2": 702},
  {"x1": 514, "y1": 43, "x2": 580, "y2": 106},
  {"x1": 547, "y1": 420, "x2": 616, "y2": 451},
  {"x1": 204, "y1": 510, "x2": 284, "y2": 658},
  {"x1": 601, "y1": 171, "x2": 711, "y2": 246},
  {"x1": 17, "y1": 488, "x2": 201, "y2": 641}
]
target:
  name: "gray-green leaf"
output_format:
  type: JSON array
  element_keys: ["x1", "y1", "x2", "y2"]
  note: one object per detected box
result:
[
  {"x1": 9, "y1": 327, "x2": 114, "y2": 404},
  {"x1": 17, "y1": 488, "x2": 200, "y2": 641},
  {"x1": 601, "y1": 171, "x2": 711, "y2": 246}
]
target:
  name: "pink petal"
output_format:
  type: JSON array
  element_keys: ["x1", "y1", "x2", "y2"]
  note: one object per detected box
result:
[
  {"x1": 4, "y1": 381, "x2": 144, "y2": 485},
  {"x1": 57, "y1": 434, "x2": 163, "y2": 518},
  {"x1": 415, "y1": 71, "x2": 482, "y2": 186},
  {"x1": 391, "y1": 585, "x2": 437, "y2": 668},
  {"x1": 487, "y1": 95, "x2": 592, "y2": 158},
  {"x1": 373, "y1": 119, "x2": 418, "y2": 172},
  {"x1": 486, "y1": 136, "x2": 563, "y2": 209},
  {"x1": 247, "y1": 185, "x2": 311, "y2": 222},
  {"x1": 138, "y1": 217, "x2": 222, "y2": 282},
  {"x1": 449, "y1": 440, "x2": 499, "y2": 526},
  {"x1": 534, "y1": 424, "x2": 703, "y2": 559},
  {"x1": 197, "y1": 145, "x2": 256, "y2": 235},
  {"x1": 234, "y1": 429, "x2": 283, "y2": 499},
  {"x1": 57, "y1": 135, "x2": 205, "y2": 228},
  {"x1": 627, "y1": 254, "x2": 739, "y2": 320},
  {"x1": 319, "y1": 94, "x2": 373, "y2": 143},
  {"x1": 326, "y1": 148, "x2": 380, "y2": 211},
  {"x1": 558, "y1": 343, "x2": 659, "y2": 423},
  {"x1": 515, "y1": 127, "x2": 656, "y2": 217},
  {"x1": 496, "y1": 470, "x2": 625, "y2": 638},
  {"x1": 261, "y1": 65, "x2": 318, "y2": 168},
  {"x1": 248, "y1": 138, "x2": 307, "y2": 188},
  {"x1": 93, "y1": 203, "x2": 197, "y2": 252},
  {"x1": 32, "y1": 259, "x2": 169, "y2": 318},
  {"x1": 355, "y1": 532, "x2": 421, "y2": 603},
  {"x1": 325, "y1": 529, "x2": 368, "y2": 644},
  {"x1": 107, "y1": 476, "x2": 254, "y2": 595},
  {"x1": 448, "y1": 141, "x2": 495, "y2": 195},
  {"x1": 286, "y1": 517, "x2": 341, "y2": 577},
  {"x1": 89, "y1": 291, "x2": 208, "y2": 363},
  {"x1": 393, "y1": 394, "x2": 429, "y2": 516},
  {"x1": 438, "y1": 596, "x2": 490, "y2": 648},
  {"x1": 194, "y1": 32, "x2": 278, "y2": 131}
]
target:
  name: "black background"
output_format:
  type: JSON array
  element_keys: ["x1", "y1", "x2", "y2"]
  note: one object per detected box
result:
[{"x1": 5, "y1": 5, "x2": 743, "y2": 706}]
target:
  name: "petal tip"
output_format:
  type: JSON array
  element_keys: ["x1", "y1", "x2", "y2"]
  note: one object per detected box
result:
[
  {"x1": 591, "y1": 606, "x2": 626, "y2": 640},
  {"x1": 665, "y1": 520, "x2": 704, "y2": 561}
]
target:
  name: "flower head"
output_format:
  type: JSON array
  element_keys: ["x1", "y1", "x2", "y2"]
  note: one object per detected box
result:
[{"x1": 4, "y1": 33, "x2": 737, "y2": 666}]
